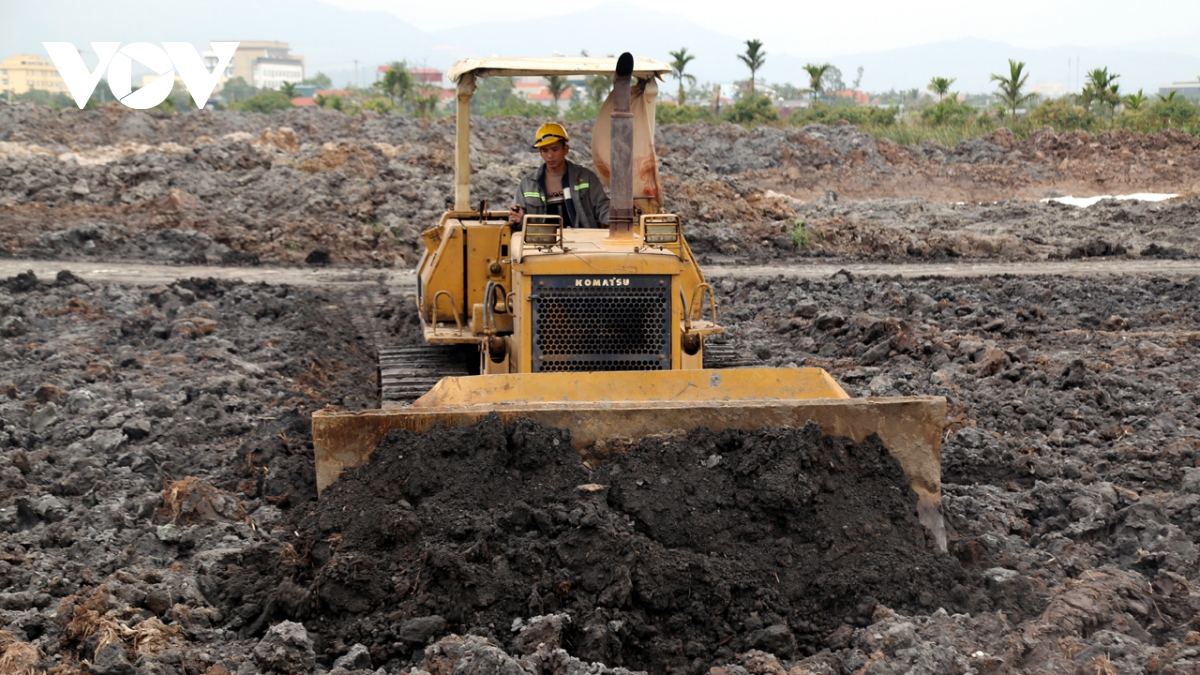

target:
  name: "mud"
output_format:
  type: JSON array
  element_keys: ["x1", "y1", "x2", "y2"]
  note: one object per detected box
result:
[
  {"x1": 215, "y1": 416, "x2": 975, "y2": 673},
  {"x1": 6, "y1": 101, "x2": 1200, "y2": 675},
  {"x1": 0, "y1": 272, "x2": 379, "y2": 674},
  {"x1": 4, "y1": 102, "x2": 1200, "y2": 269},
  {"x1": 5, "y1": 268, "x2": 1200, "y2": 673}
]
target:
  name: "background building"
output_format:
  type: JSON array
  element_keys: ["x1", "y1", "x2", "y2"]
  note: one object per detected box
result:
[
  {"x1": 202, "y1": 50, "x2": 237, "y2": 87},
  {"x1": 1159, "y1": 80, "x2": 1200, "y2": 101},
  {"x1": 222, "y1": 41, "x2": 305, "y2": 89},
  {"x1": 1031, "y1": 81, "x2": 1071, "y2": 98},
  {"x1": 375, "y1": 65, "x2": 444, "y2": 86},
  {"x1": 1, "y1": 54, "x2": 67, "y2": 95},
  {"x1": 253, "y1": 57, "x2": 304, "y2": 90},
  {"x1": 410, "y1": 68, "x2": 443, "y2": 86}
]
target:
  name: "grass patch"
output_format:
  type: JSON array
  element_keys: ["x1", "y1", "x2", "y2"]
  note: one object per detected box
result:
[
  {"x1": 789, "y1": 219, "x2": 813, "y2": 250},
  {"x1": 861, "y1": 119, "x2": 1017, "y2": 146}
]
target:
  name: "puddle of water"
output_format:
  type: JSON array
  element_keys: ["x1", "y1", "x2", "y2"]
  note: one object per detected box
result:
[{"x1": 1041, "y1": 193, "x2": 1178, "y2": 207}]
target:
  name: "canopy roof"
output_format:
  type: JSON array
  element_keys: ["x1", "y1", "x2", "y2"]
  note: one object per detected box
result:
[{"x1": 447, "y1": 56, "x2": 671, "y2": 83}]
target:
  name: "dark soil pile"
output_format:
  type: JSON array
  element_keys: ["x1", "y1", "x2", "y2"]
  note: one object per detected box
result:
[
  {"x1": 0, "y1": 271, "x2": 378, "y2": 674},
  {"x1": 214, "y1": 415, "x2": 976, "y2": 674}
]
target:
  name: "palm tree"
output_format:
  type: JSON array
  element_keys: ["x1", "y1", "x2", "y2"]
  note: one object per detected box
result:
[
  {"x1": 280, "y1": 81, "x2": 297, "y2": 98},
  {"x1": 545, "y1": 75, "x2": 571, "y2": 108},
  {"x1": 668, "y1": 48, "x2": 697, "y2": 106},
  {"x1": 1077, "y1": 83, "x2": 1097, "y2": 110},
  {"x1": 584, "y1": 74, "x2": 611, "y2": 104},
  {"x1": 738, "y1": 39, "x2": 766, "y2": 96},
  {"x1": 1123, "y1": 89, "x2": 1148, "y2": 111},
  {"x1": 412, "y1": 90, "x2": 439, "y2": 118},
  {"x1": 1084, "y1": 67, "x2": 1120, "y2": 120},
  {"x1": 990, "y1": 59, "x2": 1033, "y2": 120},
  {"x1": 927, "y1": 76, "x2": 955, "y2": 102},
  {"x1": 803, "y1": 63, "x2": 833, "y2": 104},
  {"x1": 580, "y1": 51, "x2": 613, "y2": 104},
  {"x1": 374, "y1": 61, "x2": 413, "y2": 109},
  {"x1": 1158, "y1": 90, "x2": 1179, "y2": 103}
]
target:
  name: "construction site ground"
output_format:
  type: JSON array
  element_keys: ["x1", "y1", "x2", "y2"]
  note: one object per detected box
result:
[{"x1": 2, "y1": 102, "x2": 1200, "y2": 675}]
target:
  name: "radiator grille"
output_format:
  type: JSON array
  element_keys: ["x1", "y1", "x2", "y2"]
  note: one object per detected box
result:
[{"x1": 532, "y1": 275, "x2": 671, "y2": 372}]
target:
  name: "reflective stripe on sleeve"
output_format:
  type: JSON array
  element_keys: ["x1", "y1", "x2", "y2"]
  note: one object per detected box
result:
[{"x1": 575, "y1": 182, "x2": 589, "y2": 190}]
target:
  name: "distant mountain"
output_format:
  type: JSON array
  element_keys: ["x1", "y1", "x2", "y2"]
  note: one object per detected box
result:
[
  {"x1": 1126, "y1": 31, "x2": 1200, "y2": 60},
  {"x1": 826, "y1": 38, "x2": 1200, "y2": 95},
  {"x1": 1, "y1": 0, "x2": 435, "y2": 84},
  {"x1": 5, "y1": 0, "x2": 1198, "y2": 95}
]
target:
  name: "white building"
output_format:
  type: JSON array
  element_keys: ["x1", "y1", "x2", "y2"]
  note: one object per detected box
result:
[
  {"x1": 1031, "y1": 81, "x2": 1071, "y2": 99},
  {"x1": 216, "y1": 41, "x2": 305, "y2": 90},
  {"x1": 1159, "y1": 81, "x2": 1200, "y2": 101},
  {"x1": 253, "y1": 58, "x2": 304, "y2": 90},
  {"x1": 202, "y1": 51, "x2": 236, "y2": 86}
]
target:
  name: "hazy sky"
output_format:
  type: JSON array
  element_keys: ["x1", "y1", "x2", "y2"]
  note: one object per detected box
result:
[{"x1": 320, "y1": 0, "x2": 1200, "y2": 57}]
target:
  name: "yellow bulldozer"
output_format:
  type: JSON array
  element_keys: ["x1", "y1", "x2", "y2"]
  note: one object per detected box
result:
[{"x1": 312, "y1": 54, "x2": 948, "y2": 548}]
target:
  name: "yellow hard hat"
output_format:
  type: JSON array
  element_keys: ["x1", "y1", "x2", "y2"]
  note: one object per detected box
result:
[{"x1": 532, "y1": 122, "x2": 569, "y2": 148}]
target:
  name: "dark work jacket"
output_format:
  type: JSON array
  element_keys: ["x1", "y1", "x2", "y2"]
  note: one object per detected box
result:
[{"x1": 514, "y1": 160, "x2": 610, "y2": 228}]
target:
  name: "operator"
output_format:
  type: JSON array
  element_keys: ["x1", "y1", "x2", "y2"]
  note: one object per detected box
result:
[{"x1": 509, "y1": 123, "x2": 610, "y2": 228}]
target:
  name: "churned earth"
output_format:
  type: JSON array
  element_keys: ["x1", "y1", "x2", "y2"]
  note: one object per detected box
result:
[
  {"x1": 2, "y1": 102, "x2": 1199, "y2": 269},
  {"x1": 3, "y1": 266, "x2": 1200, "y2": 674},
  {"x1": 4, "y1": 100, "x2": 1200, "y2": 675}
]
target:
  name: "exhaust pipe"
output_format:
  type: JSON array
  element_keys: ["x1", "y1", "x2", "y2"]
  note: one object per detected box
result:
[{"x1": 608, "y1": 52, "x2": 634, "y2": 238}]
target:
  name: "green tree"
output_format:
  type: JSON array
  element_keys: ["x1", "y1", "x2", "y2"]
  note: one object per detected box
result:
[
  {"x1": 15, "y1": 88, "x2": 76, "y2": 110},
  {"x1": 790, "y1": 104, "x2": 897, "y2": 127},
  {"x1": 851, "y1": 66, "x2": 864, "y2": 90},
  {"x1": 564, "y1": 97, "x2": 602, "y2": 122},
  {"x1": 990, "y1": 59, "x2": 1033, "y2": 119},
  {"x1": 656, "y1": 104, "x2": 715, "y2": 125},
  {"x1": 668, "y1": 47, "x2": 697, "y2": 105},
  {"x1": 169, "y1": 79, "x2": 198, "y2": 112},
  {"x1": 823, "y1": 65, "x2": 846, "y2": 93},
  {"x1": 738, "y1": 39, "x2": 766, "y2": 96},
  {"x1": 315, "y1": 93, "x2": 343, "y2": 111},
  {"x1": 219, "y1": 76, "x2": 257, "y2": 102},
  {"x1": 544, "y1": 75, "x2": 571, "y2": 108},
  {"x1": 412, "y1": 88, "x2": 440, "y2": 118},
  {"x1": 359, "y1": 97, "x2": 396, "y2": 114},
  {"x1": 803, "y1": 63, "x2": 832, "y2": 104},
  {"x1": 584, "y1": 73, "x2": 612, "y2": 103},
  {"x1": 228, "y1": 90, "x2": 294, "y2": 113},
  {"x1": 771, "y1": 82, "x2": 804, "y2": 100},
  {"x1": 1151, "y1": 91, "x2": 1198, "y2": 127},
  {"x1": 301, "y1": 72, "x2": 332, "y2": 88},
  {"x1": 927, "y1": 76, "x2": 956, "y2": 102},
  {"x1": 579, "y1": 50, "x2": 613, "y2": 104},
  {"x1": 375, "y1": 62, "x2": 413, "y2": 109},
  {"x1": 1031, "y1": 98, "x2": 1097, "y2": 131},
  {"x1": 1082, "y1": 67, "x2": 1120, "y2": 121},
  {"x1": 1122, "y1": 89, "x2": 1148, "y2": 111},
  {"x1": 722, "y1": 94, "x2": 778, "y2": 127},
  {"x1": 280, "y1": 81, "x2": 297, "y2": 98},
  {"x1": 921, "y1": 96, "x2": 975, "y2": 125},
  {"x1": 472, "y1": 76, "x2": 518, "y2": 115}
]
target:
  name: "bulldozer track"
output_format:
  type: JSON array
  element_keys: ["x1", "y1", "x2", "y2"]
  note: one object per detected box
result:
[
  {"x1": 701, "y1": 341, "x2": 759, "y2": 369},
  {"x1": 379, "y1": 345, "x2": 473, "y2": 406}
]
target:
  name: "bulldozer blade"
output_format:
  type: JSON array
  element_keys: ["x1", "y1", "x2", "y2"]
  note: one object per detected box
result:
[{"x1": 312, "y1": 369, "x2": 947, "y2": 548}]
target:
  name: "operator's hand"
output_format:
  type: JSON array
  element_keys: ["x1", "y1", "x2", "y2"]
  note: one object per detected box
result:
[{"x1": 509, "y1": 205, "x2": 524, "y2": 224}]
